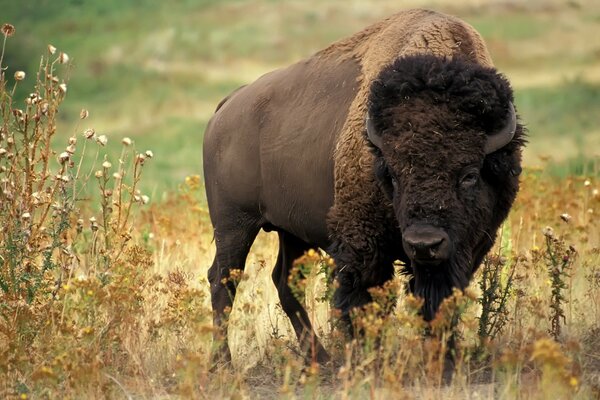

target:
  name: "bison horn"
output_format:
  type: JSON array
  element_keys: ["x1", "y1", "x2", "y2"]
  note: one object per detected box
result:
[
  {"x1": 484, "y1": 102, "x2": 517, "y2": 154},
  {"x1": 366, "y1": 112, "x2": 384, "y2": 149}
]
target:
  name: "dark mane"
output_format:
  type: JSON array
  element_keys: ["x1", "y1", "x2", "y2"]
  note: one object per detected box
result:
[{"x1": 368, "y1": 54, "x2": 520, "y2": 139}]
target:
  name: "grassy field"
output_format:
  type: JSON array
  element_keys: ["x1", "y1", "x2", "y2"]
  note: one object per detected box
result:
[
  {"x1": 3, "y1": 0, "x2": 600, "y2": 194},
  {"x1": 1, "y1": 0, "x2": 600, "y2": 398}
]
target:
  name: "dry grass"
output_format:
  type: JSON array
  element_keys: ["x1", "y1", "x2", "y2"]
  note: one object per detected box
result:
[{"x1": 1, "y1": 13, "x2": 600, "y2": 400}]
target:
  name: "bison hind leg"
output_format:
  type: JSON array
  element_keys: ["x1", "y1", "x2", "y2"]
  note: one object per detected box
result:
[
  {"x1": 208, "y1": 215, "x2": 260, "y2": 365},
  {"x1": 272, "y1": 231, "x2": 330, "y2": 364}
]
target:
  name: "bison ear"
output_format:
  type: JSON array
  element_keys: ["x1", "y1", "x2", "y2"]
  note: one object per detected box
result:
[{"x1": 366, "y1": 112, "x2": 384, "y2": 149}]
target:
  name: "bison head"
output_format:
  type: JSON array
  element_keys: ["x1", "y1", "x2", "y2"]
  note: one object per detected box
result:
[{"x1": 366, "y1": 54, "x2": 525, "y2": 321}]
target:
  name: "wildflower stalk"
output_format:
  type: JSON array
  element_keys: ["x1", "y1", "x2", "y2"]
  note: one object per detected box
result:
[
  {"x1": 542, "y1": 226, "x2": 576, "y2": 341},
  {"x1": 478, "y1": 255, "x2": 517, "y2": 344}
]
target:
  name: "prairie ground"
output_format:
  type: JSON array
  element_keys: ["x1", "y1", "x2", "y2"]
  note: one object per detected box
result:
[{"x1": 1, "y1": 0, "x2": 600, "y2": 398}]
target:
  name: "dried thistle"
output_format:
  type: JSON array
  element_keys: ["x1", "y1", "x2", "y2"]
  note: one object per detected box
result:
[
  {"x1": 1, "y1": 23, "x2": 15, "y2": 37},
  {"x1": 544, "y1": 232, "x2": 577, "y2": 340},
  {"x1": 58, "y1": 52, "x2": 69, "y2": 64},
  {"x1": 96, "y1": 134, "x2": 108, "y2": 146}
]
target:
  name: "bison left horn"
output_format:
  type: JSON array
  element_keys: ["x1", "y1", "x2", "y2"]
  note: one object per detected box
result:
[
  {"x1": 484, "y1": 102, "x2": 517, "y2": 154},
  {"x1": 366, "y1": 112, "x2": 383, "y2": 149}
]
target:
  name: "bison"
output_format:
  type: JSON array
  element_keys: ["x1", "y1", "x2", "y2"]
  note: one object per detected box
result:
[{"x1": 203, "y1": 9, "x2": 525, "y2": 363}]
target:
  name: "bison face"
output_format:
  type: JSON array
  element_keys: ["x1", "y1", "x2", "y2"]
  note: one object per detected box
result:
[{"x1": 367, "y1": 55, "x2": 524, "y2": 320}]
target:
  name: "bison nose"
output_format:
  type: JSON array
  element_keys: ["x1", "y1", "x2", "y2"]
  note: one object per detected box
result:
[{"x1": 402, "y1": 225, "x2": 451, "y2": 265}]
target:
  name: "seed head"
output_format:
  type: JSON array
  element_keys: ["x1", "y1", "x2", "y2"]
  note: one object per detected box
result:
[
  {"x1": 58, "y1": 52, "x2": 69, "y2": 64},
  {"x1": 1, "y1": 23, "x2": 15, "y2": 37},
  {"x1": 90, "y1": 217, "x2": 99, "y2": 231},
  {"x1": 80, "y1": 109, "x2": 89, "y2": 119},
  {"x1": 145, "y1": 150, "x2": 154, "y2": 158},
  {"x1": 21, "y1": 212, "x2": 31, "y2": 220},
  {"x1": 112, "y1": 172, "x2": 122, "y2": 179},
  {"x1": 83, "y1": 128, "x2": 96, "y2": 139},
  {"x1": 58, "y1": 83, "x2": 67, "y2": 94},
  {"x1": 94, "y1": 170, "x2": 103, "y2": 178},
  {"x1": 28, "y1": 93, "x2": 40, "y2": 104},
  {"x1": 58, "y1": 152, "x2": 70, "y2": 164},
  {"x1": 47, "y1": 44, "x2": 57, "y2": 54},
  {"x1": 102, "y1": 160, "x2": 112, "y2": 169},
  {"x1": 542, "y1": 226, "x2": 554, "y2": 238},
  {"x1": 141, "y1": 195, "x2": 150, "y2": 204},
  {"x1": 136, "y1": 153, "x2": 146, "y2": 163},
  {"x1": 14, "y1": 71, "x2": 25, "y2": 81},
  {"x1": 96, "y1": 135, "x2": 108, "y2": 146},
  {"x1": 560, "y1": 213, "x2": 571, "y2": 223},
  {"x1": 584, "y1": 179, "x2": 591, "y2": 187},
  {"x1": 122, "y1": 137, "x2": 132, "y2": 146}
]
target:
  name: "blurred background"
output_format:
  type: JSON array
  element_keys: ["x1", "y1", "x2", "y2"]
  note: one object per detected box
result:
[{"x1": 3, "y1": 0, "x2": 600, "y2": 198}]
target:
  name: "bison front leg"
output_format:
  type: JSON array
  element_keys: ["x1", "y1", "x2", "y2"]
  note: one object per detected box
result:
[
  {"x1": 272, "y1": 231, "x2": 329, "y2": 364},
  {"x1": 329, "y1": 240, "x2": 395, "y2": 338}
]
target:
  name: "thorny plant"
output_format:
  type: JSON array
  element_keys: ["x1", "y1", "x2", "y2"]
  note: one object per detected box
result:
[
  {"x1": 1, "y1": 22, "x2": 599, "y2": 399},
  {"x1": 478, "y1": 253, "x2": 518, "y2": 346},
  {"x1": 0, "y1": 24, "x2": 203, "y2": 399},
  {"x1": 542, "y1": 226, "x2": 577, "y2": 341}
]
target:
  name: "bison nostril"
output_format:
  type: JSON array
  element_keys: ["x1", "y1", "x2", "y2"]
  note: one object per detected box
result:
[
  {"x1": 402, "y1": 226, "x2": 450, "y2": 262},
  {"x1": 407, "y1": 238, "x2": 443, "y2": 257}
]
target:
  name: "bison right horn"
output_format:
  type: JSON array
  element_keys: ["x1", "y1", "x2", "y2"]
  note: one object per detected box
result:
[
  {"x1": 484, "y1": 102, "x2": 517, "y2": 154},
  {"x1": 366, "y1": 112, "x2": 384, "y2": 149}
]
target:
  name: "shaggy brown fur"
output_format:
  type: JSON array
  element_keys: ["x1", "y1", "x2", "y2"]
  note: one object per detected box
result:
[
  {"x1": 326, "y1": 9, "x2": 493, "y2": 262},
  {"x1": 332, "y1": 54, "x2": 525, "y2": 321},
  {"x1": 322, "y1": 9, "x2": 519, "y2": 323}
]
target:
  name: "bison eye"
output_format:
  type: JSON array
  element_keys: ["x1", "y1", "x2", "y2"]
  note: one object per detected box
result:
[{"x1": 459, "y1": 170, "x2": 479, "y2": 188}]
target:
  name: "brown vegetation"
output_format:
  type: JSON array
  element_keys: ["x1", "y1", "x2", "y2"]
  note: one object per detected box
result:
[{"x1": 0, "y1": 22, "x2": 599, "y2": 400}]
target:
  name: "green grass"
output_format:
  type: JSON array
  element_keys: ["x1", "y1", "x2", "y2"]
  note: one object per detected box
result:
[
  {"x1": 469, "y1": 13, "x2": 551, "y2": 41},
  {"x1": 515, "y1": 80, "x2": 600, "y2": 167},
  {"x1": 72, "y1": 117, "x2": 206, "y2": 208},
  {"x1": 545, "y1": 156, "x2": 600, "y2": 178},
  {"x1": 4, "y1": 0, "x2": 600, "y2": 194},
  {"x1": 516, "y1": 80, "x2": 600, "y2": 137}
]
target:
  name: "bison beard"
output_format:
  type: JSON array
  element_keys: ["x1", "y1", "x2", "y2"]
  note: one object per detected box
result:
[{"x1": 412, "y1": 253, "x2": 470, "y2": 322}]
